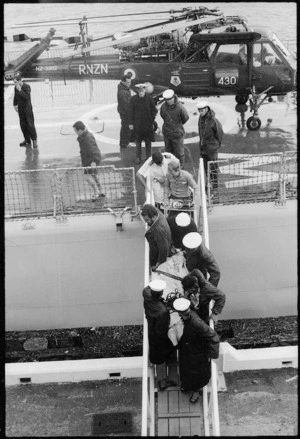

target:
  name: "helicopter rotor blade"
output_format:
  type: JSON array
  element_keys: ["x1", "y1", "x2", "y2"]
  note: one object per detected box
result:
[
  {"x1": 11, "y1": 18, "x2": 168, "y2": 29},
  {"x1": 12, "y1": 8, "x2": 191, "y2": 27},
  {"x1": 60, "y1": 14, "x2": 224, "y2": 59}
]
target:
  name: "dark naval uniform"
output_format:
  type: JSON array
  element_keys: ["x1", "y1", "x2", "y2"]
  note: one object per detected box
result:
[
  {"x1": 178, "y1": 310, "x2": 219, "y2": 391},
  {"x1": 14, "y1": 81, "x2": 37, "y2": 144}
]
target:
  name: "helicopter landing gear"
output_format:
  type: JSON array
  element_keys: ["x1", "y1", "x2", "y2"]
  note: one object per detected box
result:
[
  {"x1": 235, "y1": 103, "x2": 248, "y2": 113},
  {"x1": 246, "y1": 85, "x2": 274, "y2": 131},
  {"x1": 235, "y1": 93, "x2": 248, "y2": 105},
  {"x1": 246, "y1": 116, "x2": 261, "y2": 131}
]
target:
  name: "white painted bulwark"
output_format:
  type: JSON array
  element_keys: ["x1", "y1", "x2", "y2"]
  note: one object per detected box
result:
[
  {"x1": 209, "y1": 200, "x2": 297, "y2": 319},
  {"x1": 5, "y1": 356, "x2": 144, "y2": 386},
  {"x1": 6, "y1": 344, "x2": 297, "y2": 386},
  {"x1": 216, "y1": 342, "x2": 298, "y2": 373},
  {"x1": 5, "y1": 214, "x2": 145, "y2": 331}
]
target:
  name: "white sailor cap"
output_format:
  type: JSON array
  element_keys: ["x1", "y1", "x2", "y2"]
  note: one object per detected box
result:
[
  {"x1": 175, "y1": 212, "x2": 191, "y2": 227},
  {"x1": 182, "y1": 232, "x2": 202, "y2": 249},
  {"x1": 196, "y1": 100, "x2": 209, "y2": 109},
  {"x1": 136, "y1": 83, "x2": 147, "y2": 89},
  {"x1": 149, "y1": 279, "x2": 166, "y2": 292},
  {"x1": 173, "y1": 297, "x2": 191, "y2": 312},
  {"x1": 163, "y1": 89, "x2": 175, "y2": 99}
]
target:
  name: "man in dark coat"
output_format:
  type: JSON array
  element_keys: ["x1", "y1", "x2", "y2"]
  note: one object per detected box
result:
[
  {"x1": 167, "y1": 212, "x2": 198, "y2": 249},
  {"x1": 143, "y1": 279, "x2": 176, "y2": 390},
  {"x1": 173, "y1": 297, "x2": 220, "y2": 403},
  {"x1": 160, "y1": 89, "x2": 189, "y2": 168},
  {"x1": 129, "y1": 83, "x2": 157, "y2": 165},
  {"x1": 182, "y1": 232, "x2": 221, "y2": 287},
  {"x1": 181, "y1": 268, "x2": 226, "y2": 324},
  {"x1": 117, "y1": 74, "x2": 134, "y2": 149},
  {"x1": 141, "y1": 204, "x2": 173, "y2": 270},
  {"x1": 13, "y1": 72, "x2": 38, "y2": 149},
  {"x1": 73, "y1": 120, "x2": 105, "y2": 200},
  {"x1": 197, "y1": 101, "x2": 223, "y2": 190}
]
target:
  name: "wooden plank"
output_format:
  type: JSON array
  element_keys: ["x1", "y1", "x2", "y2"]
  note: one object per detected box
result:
[
  {"x1": 168, "y1": 389, "x2": 179, "y2": 413},
  {"x1": 158, "y1": 412, "x2": 203, "y2": 418},
  {"x1": 190, "y1": 415, "x2": 204, "y2": 436},
  {"x1": 158, "y1": 418, "x2": 169, "y2": 436},
  {"x1": 169, "y1": 418, "x2": 180, "y2": 436},
  {"x1": 179, "y1": 390, "x2": 191, "y2": 413},
  {"x1": 179, "y1": 417, "x2": 191, "y2": 436},
  {"x1": 157, "y1": 390, "x2": 168, "y2": 414}
]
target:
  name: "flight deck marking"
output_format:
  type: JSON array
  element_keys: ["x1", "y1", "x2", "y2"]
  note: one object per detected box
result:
[
  {"x1": 219, "y1": 155, "x2": 281, "y2": 188},
  {"x1": 80, "y1": 101, "x2": 237, "y2": 146}
]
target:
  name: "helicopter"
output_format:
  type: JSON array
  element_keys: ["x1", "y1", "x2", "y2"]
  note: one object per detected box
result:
[{"x1": 5, "y1": 6, "x2": 296, "y2": 130}]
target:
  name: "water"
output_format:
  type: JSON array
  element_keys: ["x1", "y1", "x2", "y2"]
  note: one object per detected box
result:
[{"x1": 4, "y1": 2, "x2": 297, "y2": 44}]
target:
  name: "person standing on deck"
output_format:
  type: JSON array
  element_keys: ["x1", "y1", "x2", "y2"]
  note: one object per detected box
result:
[
  {"x1": 13, "y1": 72, "x2": 38, "y2": 149},
  {"x1": 73, "y1": 121, "x2": 105, "y2": 201},
  {"x1": 129, "y1": 84, "x2": 157, "y2": 165},
  {"x1": 117, "y1": 74, "x2": 135, "y2": 149},
  {"x1": 197, "y1": 101, "x2": 223, "y2": 191},
  {"x1": 160, "y1": 89, "x2": 189, "y2": 168}
]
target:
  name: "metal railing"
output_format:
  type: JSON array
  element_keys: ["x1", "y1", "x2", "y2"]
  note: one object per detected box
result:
[
  {"x1": 141, "y1": 177, "x2": 156, "y2": 436},
  {"x1": 5, "y1": 165, "x2": 137, "y2": 220},
  {"x1": 198, "y1": 158, "x2": 220, "y2": 436},
  {"x1": 141, "y1": 161, "x2": 220, "y2": 435},
  {"x1": 207, "y1": 151, "x2": 297, "y2": 209}
]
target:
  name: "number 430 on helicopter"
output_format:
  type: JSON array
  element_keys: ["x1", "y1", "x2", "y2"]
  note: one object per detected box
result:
[{"x1": 5, "y1": 6, "x2": 296, "y2": 130}]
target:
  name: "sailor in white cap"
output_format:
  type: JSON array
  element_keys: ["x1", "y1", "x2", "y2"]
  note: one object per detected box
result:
[
  {"x1": 167, "y1": 212, "x2": 197, "y2": 249},
  {"x1": 182, "y1": 231, "x2": 202, "y2": 250},
  {"x1": 182, "y1": 232, "x2": 221, "y2": 287},
  {"x1": 129, "y1": 83, "x2": 158, "y2": 165},
  {"x1": 160, "y1": 89, "x2": 189, "y2": 168},
  {"x1": 172, "y1": 295, "x2": 220, "y2": 403},
  {"x1": 173, "y1": 297, "x2": 191, "y2": 319},
  {"x1": 196, "y1": 100, "x2": 209, "y2": 110},
  {"x1": 162, "y1": 89, "x2": 175, "y2": 100},
  {"x1": 148, "y1": 279, "x2": 166, "y2": 295},
  {"x1": 135, "y1": 83, "x2": 147, "y2": 89},
  {"x1": 197, "y1": 98, "x2": 223, "y2": 191},
  {"x1": 142, "y1": 279, "x2": 177, "y2": 391}
]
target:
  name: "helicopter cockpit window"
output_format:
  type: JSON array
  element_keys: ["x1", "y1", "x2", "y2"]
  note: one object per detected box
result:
[
  {"x1": 215, "y1": 44, "x2": 248, "y2": 65},
  {"x1": 272, "y1": 33, "x2": 293, "y2": 59},
  {"x1": 253, "y1": 43, "x2": 283, "y2": 66},
  {"x1": 184, "y1": 41, "x2": 214, "y2": 63}
]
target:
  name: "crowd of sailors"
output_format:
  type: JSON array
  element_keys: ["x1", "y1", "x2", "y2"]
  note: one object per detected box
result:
[
  {"x1": 12, "y1": 72, "x2": 225, "y2": 403},
  {"x1": 117, "y1": 73, "x2": 225, "y2": 403},
  {"x1": 141, "y1": 202, "x2": 225, "y2": 403}
]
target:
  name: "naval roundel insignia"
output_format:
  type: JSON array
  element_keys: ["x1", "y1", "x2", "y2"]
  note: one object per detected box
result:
[
  {"x1": 123, "y1": 68, "x2": 136, "y2": 80},
  {"x1": 170, "y1": 76, "x2": 181, "y2": 87}
]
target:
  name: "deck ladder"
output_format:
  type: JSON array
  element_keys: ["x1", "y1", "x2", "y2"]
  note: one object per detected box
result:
[{"x1": 141, "y1": 159, "x2": 220, "y2": 435}]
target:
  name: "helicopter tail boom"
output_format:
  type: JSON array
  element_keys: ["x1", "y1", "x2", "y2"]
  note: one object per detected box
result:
[{"x1": 5, "y1": 28, "x2": 56, "y2": 80}]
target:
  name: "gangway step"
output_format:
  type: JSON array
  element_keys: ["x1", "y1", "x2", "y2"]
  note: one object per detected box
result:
[{"x1": 157, "y1": 388, "x2": 204, "y2": 436}]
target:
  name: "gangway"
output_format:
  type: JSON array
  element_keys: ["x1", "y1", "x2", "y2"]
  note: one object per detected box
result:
[{"x1": 141, "y1": 159, "x2": 220, "y2": 436}]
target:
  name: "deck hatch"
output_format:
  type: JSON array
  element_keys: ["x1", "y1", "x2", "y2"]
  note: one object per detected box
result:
[{"x1": 91, "y1": 412, "x2": 133, "y2": 435}]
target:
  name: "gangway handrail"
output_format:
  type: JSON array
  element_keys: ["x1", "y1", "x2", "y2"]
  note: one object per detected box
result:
[
  {"x1": 198, "y1": 158, "x2": 220, "y2": 436},
  {"x1": 141, "y1": 177, "x2": 156, "y2": 436}
]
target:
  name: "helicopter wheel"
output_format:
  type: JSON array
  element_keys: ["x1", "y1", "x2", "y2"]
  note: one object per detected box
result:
[
  {"x1": 235, "y1": 103, "x2": 248, "y2": 113},
  {"x1": 246, "y1": 116, "x2": 261, "y2": 131},
  {"x1": 235, "y1": 94, "x2": 248, "y2": 104}
]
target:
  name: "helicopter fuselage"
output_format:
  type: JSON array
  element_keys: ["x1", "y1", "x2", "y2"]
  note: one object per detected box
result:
[{"x1": 22, "y1": 27, "x2": 296, "y2": 102}]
